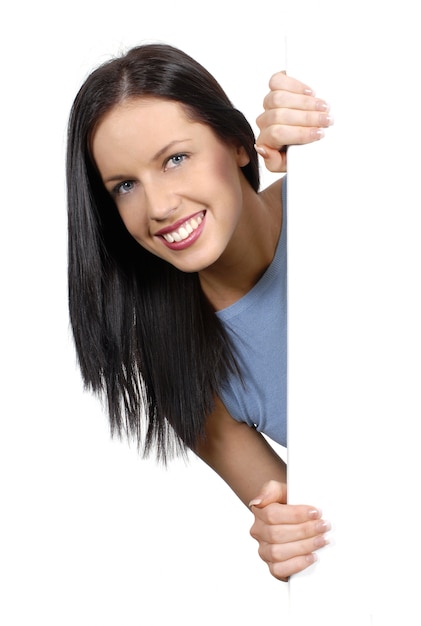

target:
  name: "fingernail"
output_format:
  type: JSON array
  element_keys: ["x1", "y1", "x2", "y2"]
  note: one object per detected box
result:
[
  {"x1": 316, "y1": 100, "x2": 330, "y2": 112},
  {"x1": 314, "y1": 534, "x2": 330, "y2": 548},
  {"x1": 308, "y1": 508, "x2": 322, "y2": 519},
  {"x1": 319, "y1": 114, "x2": 334, "y2": 127},
  {"x1": 306, "y1": 553, "x2": 318, "y2": 564},
  {"x1": 304, "y1": 87, "x2": 315, "y2": 96},
  {"x1": 248, "y1": 497, "x2": 262, "y2": 508},
  {"x1": 254, "y1": 144, "x2": 268, "y2": 158},
  {"x1": 316, "y1": 520, "x2": 332, "y2": 533},
  {"x1": 311, "y1": 128, "x2": 325, "y2": 140}
]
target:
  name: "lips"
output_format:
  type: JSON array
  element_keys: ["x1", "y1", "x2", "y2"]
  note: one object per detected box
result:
[{"x1": 156, "y1": 211, "x2": 205, "y2": 244}]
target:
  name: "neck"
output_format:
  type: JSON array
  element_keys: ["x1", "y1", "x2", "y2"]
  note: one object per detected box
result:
[{"x1": 199, "y1": 178, "x2": 283, "y2": 311}]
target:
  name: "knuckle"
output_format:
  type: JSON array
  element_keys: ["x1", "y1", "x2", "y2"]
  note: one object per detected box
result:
[
  {"x1": 267, "y1": 543, "x2": 286, "y2": 562},
  {"x1": 271, "y1": 90, "x2": 288, "y2": 108},
  {"x1": 269, "y1": 71, "x2": 285, "y2": 90},
  {"x1": 264, "y1": 505, "x2": 280, "y2": 525},
  {"x1": 270, "y1": 110, "x2": 286, "y2": 126},
  {"x1": 256, "y1": 541, "x2": 287, "y2": 565},
  {"x1": 269, "y1": 561, "x2": 290, "y2": 581},
  {"x1": 296, "y1": 522, "x2": 311, "y2": 541},
  {"x1": 262, "y1": 92, "x2": 271, "y2": 110},
  {"x1": 257, "y1": 543, "x2": 267, "y2": 560},
  {"x1": 255, "y1": 112, "x2": 265, "y2": 129},
  {"x1": 298, "y1": 540, "x2": 313, "y2": 556},
  {"x1": 249, "y1": 522, "x2": 260, "y2": 540},
  {"x1": 305, "y1": 111, "x2": 318, "y2": 126},
  {"x1": 271, "y1": 123, "x2": 288, "y2": 144},
  {"x1": 266, "y1": 527, "x2": 283, "y2": 544}
]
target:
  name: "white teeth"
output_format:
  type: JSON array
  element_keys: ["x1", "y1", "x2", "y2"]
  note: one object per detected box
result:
[{"x1": 162, "y1": 212, "x2": 204, "y2": 244}]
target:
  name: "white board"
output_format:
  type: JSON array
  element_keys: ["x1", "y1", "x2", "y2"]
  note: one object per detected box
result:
[{"x1": 286, "y1": 3, "x2": 421, "y2": 624}]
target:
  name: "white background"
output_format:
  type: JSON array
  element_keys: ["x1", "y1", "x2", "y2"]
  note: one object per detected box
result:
[
  {"x1": 0, "y1": 2, "x2": 288, "y2": 625},
  {"x1": 286, "y1": 3, "x2": 421, "y2": 625},
  {"x1": 2, "y1": 1, "x2": 420, "y2": 625}
]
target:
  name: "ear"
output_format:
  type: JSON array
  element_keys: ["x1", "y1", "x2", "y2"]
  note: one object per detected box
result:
[{"x1": 235, "y1": 145, "x2": 250, "y2": 167}]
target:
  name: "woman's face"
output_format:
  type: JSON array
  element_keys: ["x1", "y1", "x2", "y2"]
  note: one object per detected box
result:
[{"x1": 92, "y1": 98, "x2": 250, "y2": 273}]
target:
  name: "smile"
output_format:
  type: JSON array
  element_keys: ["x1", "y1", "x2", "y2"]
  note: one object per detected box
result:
[{"x1": 160, "y1": 212, "x2": 205, "y2": 243}]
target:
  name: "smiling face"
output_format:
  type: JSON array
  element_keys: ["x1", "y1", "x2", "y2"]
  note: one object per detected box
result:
[{"x1": 91, "y1": 97, "x2": 250, "y2": 274}]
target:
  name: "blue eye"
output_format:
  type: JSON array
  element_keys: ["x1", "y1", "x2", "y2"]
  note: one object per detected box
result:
[
  {"x1": 114, "y1": 180, "x2": 135, "y2": 195},
  {"x1": 166, "y1": 153, "x2": 188, "y2": 169}
]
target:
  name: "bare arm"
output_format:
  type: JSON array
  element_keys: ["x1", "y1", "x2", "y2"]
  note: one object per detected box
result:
[
  {"x1": 194, "y1": 396, "x2": 287, "y2": 506},
  {"x1": 194, "y1": 397, "x2": 330, "y2": 581}
]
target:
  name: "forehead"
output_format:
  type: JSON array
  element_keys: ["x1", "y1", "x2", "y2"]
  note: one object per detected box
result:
[
  {"x1": 93, "y1": 98, "x2": 196, "y2": 146},
  {"x1": 91, "y1": 97, "x2": 214, "y2": 169},
  {"x1": 103, "y1": 96, "x2": 194, "y2": 125}
]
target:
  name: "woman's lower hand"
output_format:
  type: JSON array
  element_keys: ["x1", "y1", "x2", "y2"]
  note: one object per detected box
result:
[
  {"x1": 255, "y1": 72, "x2": 334, "y2": 173},
  {"x1": 249, "y1": 480, "x2": 331, "y2": 581}
]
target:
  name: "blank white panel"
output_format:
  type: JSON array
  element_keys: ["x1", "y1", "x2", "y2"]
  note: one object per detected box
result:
[{"x1": 286, "y1": 5, "x2": 421, "y2": 625}]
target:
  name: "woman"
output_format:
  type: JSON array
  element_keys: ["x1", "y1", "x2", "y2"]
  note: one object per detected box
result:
[{"x1": 67, "y1": 43, "x2": 333, "y2": 581}]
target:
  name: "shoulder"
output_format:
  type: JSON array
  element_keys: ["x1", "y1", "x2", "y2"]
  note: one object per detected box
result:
[
  {"x1": 258, "y1": 177, "x2": 284, "y2": 211},
  {"x1": 258, "y1": 176, "x2": 285, "y2": 233}
]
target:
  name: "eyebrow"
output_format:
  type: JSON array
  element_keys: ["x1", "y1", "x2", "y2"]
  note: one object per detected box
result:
[
  {"x1": 103, "y1": 138, "x2": 192, "y2": 184},
  {"x1": 152, "y1": 138, "x2": 192, "y2": 162}
]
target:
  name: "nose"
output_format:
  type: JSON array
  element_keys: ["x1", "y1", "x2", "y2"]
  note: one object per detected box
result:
[{"x1": 144, "y1": 179, "x2": 179, "y2": 222}]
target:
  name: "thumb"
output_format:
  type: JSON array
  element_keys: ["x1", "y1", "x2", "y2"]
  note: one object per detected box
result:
[
  {"x1": 248, "y1": 480, "x2": 286, "y2": 509},
  {"x1": 254, "y1": 144, "x2": 288, "y2": 173}
]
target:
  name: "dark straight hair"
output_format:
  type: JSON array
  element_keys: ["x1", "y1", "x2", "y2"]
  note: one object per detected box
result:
[{"x1": 66, "y1": 43, "x2": 259, "y2": 461}]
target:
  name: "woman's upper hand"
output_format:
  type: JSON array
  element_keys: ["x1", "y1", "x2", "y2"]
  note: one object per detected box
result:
[
  {"x1": 255, "y1": 72, "x2": 334, "y2": 172},
  {"x1": 249, "y1": 480, "x2": 331, "y2": 581}
]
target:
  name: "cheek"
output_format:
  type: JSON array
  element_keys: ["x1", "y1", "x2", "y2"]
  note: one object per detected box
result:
[
  {"x1": 117, "y1": 203, "x2": 147, "y2": 238},
  {"x1": 214, "y1": 151, "x2": 240, "y2": 182},
  {"x1": 216, "y1": 162, "x2": 245, "y2": 213},
  {"x1": 204, "y1": 153, "x2": 244, "y2": 205}
]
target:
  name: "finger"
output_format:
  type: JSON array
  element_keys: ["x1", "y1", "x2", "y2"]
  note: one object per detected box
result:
[
  {"x1": 250, "y1": 517, "x2": 330, "y2": 544},
  {"x1": 268, "y1": 71, "x2": 315, "y2": 96},
  {"x1": 256, "y1": 124, "x2": 325, "y2": 151},
  {"x1": 262, "y1": 90, "x2": 330, "y2": 113},
  {"x1": 268, "y1": 552, "x2": 318, "y2": 582},
  {"x1": 251, "y1": 502, "x2": 322, "y2": 525},
  {"x1": 258, "y1": 532, "x2": 329, "y2": 564},
  {"x1": 254, "y1": 145, "x2": 287, "y2": 173},
  {"x1": 248, "y1": 479, "x2": 287, "y2": 508},
  {"x1": 257, "y1": 108, "x2": 333, "y2": 132}
]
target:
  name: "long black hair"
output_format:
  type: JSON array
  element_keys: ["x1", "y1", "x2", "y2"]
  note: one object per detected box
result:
[{"x1": 66, "y1": 43, "x2": 260, "y2": 461}]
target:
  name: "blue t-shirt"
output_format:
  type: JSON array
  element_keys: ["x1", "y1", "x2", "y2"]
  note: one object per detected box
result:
[{"x1": 216, "y1": 177, "x2": 287, "y2": 447}]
